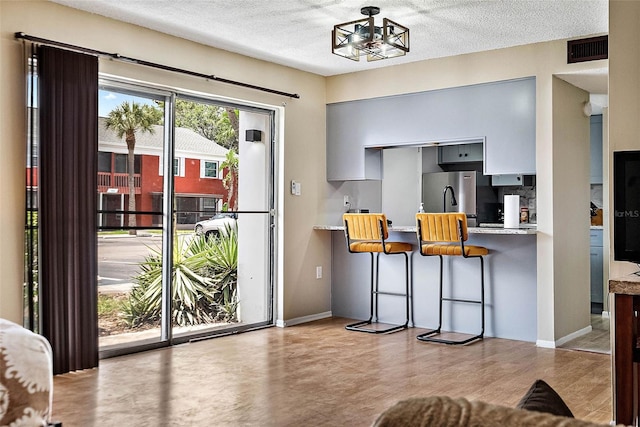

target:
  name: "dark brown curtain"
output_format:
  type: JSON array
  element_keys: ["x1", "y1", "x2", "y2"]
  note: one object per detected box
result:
[{"x1": 38, "y1": 46, "x2": 98, "y2": 374}]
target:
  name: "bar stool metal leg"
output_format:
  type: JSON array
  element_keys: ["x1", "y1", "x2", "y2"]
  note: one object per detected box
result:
[
  {"x1": 417, "y1": 254, "x2": 485, "y2": 345},
  {"x1": 346, "y1": 251, "x2": 411, "y2": 334}
]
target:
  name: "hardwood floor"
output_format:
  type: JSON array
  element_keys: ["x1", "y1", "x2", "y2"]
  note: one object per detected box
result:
[
  {"x1": 560, "y1": 314, "x2": 611, "y2": 354},
  {"x1": 53, "y1": 318, "x2": 613, "y2": 426}
]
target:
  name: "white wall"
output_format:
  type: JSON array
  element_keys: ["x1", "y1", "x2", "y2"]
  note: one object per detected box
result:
[
  {"x1": 550, "y1": 77, "x2": 591, "y2": 341},
  {"x1": 602, "y1": 107, "x2": 610, "y2": 313}
]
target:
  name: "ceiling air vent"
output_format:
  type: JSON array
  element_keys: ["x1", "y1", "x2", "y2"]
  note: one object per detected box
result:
[{"x1": 567, "y1": 35, "x2": 608, "y2": 64}]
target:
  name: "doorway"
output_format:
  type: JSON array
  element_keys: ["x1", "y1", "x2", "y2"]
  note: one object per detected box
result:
[{"x1": 99, "y1": 194, "x2": 123, "y2": 228}]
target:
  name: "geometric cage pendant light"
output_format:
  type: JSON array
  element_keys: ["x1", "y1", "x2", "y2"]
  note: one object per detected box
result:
[{"x1": 332, "y1": 6, "x2": 410, "y2": 62}]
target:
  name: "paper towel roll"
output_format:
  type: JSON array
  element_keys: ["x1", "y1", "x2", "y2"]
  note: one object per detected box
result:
[{"x1": 504, "y1": 195, "x2": 520, "y2": 228}]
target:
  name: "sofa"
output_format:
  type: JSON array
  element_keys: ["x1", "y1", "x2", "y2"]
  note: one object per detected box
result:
[
  {"x1": 373, "y1": 380, "x2": 621, "y2": 427},
  {"x1": 0, "y1": 318, "x2": 58, "y2": 426}
]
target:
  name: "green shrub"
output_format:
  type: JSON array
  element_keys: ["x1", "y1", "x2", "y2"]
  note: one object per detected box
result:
[
  {"x1": 204, "y1": 224, "x2": 238, "y2": 322},
  {"x1": 122, "y1": 226, "x2": 238, "y2": 327}
]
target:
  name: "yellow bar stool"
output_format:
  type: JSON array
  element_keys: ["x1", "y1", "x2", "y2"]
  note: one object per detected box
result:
[
  {"x1": 415, "y1": 212, "x2": 488, "y2": 345},
  {"x1": 343, "y1": 213, "x2": 413, "y2": 334}
]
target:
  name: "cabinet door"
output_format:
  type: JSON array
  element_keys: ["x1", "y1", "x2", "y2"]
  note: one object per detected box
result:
[
  {"x1": 462, "y1": 143, "x2": 483, "y2": 162},
  {"x1": 590, "y1": 115, "x2": 603, "y2": 184},
  {"x1": 482, "y1": 80, "x2": 536, "y2": 175},
  {"x1": 485, "y1": 138, "x2": 535, "y2": 175},
  {"x1": 439, "y1": 143, "x2": 483, "y2": 163},
  {"x1": 590, "y1": 246, "x2": 603, "y2": 304},
  {"x1": 438, "y1": 145, "x2": 461, "y2": 163},
  {"x1": 492, "y1": 174, "x2": 523, "y2": 186},
  {"x1": 590, "y1": 229, "x2": 603, "y2": 305},
  {"x1": 326, "y1": 103, "x2": 382, "y2": 181}
]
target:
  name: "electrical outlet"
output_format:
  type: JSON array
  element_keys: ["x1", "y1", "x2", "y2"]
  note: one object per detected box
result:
[
  {"x1": 316, "y1": 266, "x2": 322, "y2": 279},
  {"x1": 343, "y1": 195, "x2": 350, "y2": 207}
]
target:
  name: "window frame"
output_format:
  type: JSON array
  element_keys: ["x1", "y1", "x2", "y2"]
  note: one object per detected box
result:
[
  {"x1": 200, "y1": 159, "x2": 220, "y2": 179},
  {"x1": 159, "y1": 156, "x2": 184, "y2": 177}
]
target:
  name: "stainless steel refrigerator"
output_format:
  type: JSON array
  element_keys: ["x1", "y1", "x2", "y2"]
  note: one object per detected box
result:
[{"x1": 421, "y1": 171, "x2": 477, "y2": 226}]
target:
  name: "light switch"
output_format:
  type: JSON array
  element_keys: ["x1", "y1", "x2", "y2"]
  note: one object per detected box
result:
[{"x1": 291, "y1": 180, "x2": 301, "y2": 196}]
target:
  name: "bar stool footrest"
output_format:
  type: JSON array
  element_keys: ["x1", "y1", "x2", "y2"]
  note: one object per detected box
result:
[
  {"x1": 417, "y1": 329, "x2": 483, "y2": 345},
  {"x1": 346, "y1": 320, "x2": 408, "y2": 334},
  {"x1": 374, "y1": 290, "x2": 408, "y2": 297},
  {"x1": 442, "y1": 297, "x2": 481, "y2": 305}
]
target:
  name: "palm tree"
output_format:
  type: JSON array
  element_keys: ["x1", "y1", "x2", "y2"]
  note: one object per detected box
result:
[
  {"x1": 221, "y1": 149, "x2": 239, "y2": 211},
  {"x1": 104, "y1": 102, "x2": 162, "y2": 234}
]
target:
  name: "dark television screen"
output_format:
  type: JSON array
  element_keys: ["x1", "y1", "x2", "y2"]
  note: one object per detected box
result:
[{"x1": 614, "y1": 150, "x2": 640, "y2": 264}]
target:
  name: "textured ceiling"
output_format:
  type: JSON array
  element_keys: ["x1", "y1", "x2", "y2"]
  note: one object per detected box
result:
[{"x1": 51, "y1": 0, "x2": 608, "y2": 82}]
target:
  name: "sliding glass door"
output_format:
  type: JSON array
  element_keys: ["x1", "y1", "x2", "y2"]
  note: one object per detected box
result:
[
  {"x1": 97, "y1": 84, "x2": 171, "y2": 353},
  {"x1": 170, "y1": 96, "x2": 274, "y2": 340},
  {"x1": 96, "y1": 81, "x2": 275, "y2": 355}
]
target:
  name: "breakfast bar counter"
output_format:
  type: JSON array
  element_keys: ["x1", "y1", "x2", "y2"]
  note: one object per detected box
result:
[
  {"x1": 313, "y1": 224, "x2": 538, "y2": 235},
  {"x1": 315, "y1": 224, "x2": 537, "y2": 342}
]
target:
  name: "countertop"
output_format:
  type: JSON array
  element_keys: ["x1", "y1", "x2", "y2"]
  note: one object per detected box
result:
[
  {"x1": 313, "y1": 224, "x2": 537, "y2": 235},
  {"x1": 609, "y1": 274, "x2": 640, "y2": 295}
]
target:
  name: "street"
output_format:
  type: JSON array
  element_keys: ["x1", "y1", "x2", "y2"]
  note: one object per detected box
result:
[{"x1": 97, "y1": 235, "x2": 164, "y2": 286}]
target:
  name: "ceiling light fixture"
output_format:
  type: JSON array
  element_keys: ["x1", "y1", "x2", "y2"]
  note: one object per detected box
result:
[{"x1": 332, "y1": 6, "x2": 409, "y2": 62}]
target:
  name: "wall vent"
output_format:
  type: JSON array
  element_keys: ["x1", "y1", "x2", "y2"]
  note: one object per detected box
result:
[{"x1": 567, "y1": 35, "x2": 608, "y2": 64}]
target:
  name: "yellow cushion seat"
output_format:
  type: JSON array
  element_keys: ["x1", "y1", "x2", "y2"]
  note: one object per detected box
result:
[
  {"x1": 350, "y1": 241, "x2": 413, "y2": 254},
  {"x1": 420, "y1": 243, "x2": 489, "y2": 257}
]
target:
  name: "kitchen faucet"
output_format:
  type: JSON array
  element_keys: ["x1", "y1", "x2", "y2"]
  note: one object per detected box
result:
[{"x1": 443, "y1": 185, "x2": 458, "y2": 212}]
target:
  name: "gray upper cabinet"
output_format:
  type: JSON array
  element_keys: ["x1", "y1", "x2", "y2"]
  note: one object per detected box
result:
[
  {"x1": 491, "y1": 174, "x2": 535, "y2": 186},
  {"x1": 326, "y1": 77, "x2": 536, "y2": 181},
  {"x1": 590, "y1": 115, "x2": 603, "y2": 184},
  {"x1": 326, "y1": 103, "x2": 382, "y2": 180},
  {"x1": 438, "y1": 145, "x2": 461, "y2": 164},
  {"x1": 438, "y1": 143, "x2": 483, "y2": 164}
]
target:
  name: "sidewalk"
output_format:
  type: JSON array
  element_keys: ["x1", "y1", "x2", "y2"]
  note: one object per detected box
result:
[{"x1": 98, "y1": 282, "x2": 134, "y2": 294}]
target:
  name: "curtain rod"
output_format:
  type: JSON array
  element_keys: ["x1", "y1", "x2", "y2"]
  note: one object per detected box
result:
[{"x1": 15, "y1": 32, "x2": 301, "y2": 99}]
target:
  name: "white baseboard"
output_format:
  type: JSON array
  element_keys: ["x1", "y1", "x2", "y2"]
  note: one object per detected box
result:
[
  {"x1": 536, "y1": 325, "x2": 593, "y2": 348},
  {"x1": 535, "y1": 340, "x2": 557, "y2": 348},
  {"x1": 556, "y1": 325, "x2": 593, "y2": 346},
  {"x1": 275, "y1": 311, "x2": 332, "y2": 328},
  {"x1": 601, "y1": 311, "x2": 610, "y2": 319}
]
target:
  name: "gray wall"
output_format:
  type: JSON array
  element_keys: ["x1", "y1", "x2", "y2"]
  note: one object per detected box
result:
[{"x1": 322, "y1": 181, "x2": 382, "y2": 226}]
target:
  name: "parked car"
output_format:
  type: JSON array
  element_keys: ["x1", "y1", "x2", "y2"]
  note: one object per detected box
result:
[{"x1": 194, "y1": 212, "x2": 237, "y2": 237}]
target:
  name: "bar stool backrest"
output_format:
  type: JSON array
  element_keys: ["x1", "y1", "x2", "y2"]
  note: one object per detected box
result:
[
  {"x1": 343, "y1": 213, "x2": 389, "y2": 241},
  {"x1": 416, "y1": 213, "x2": 468, "y2": 243}
]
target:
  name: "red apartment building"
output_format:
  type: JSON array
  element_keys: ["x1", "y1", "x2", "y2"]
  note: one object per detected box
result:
[{"x1": 27, "y1": 117, "x2": 231, "y2": 229}]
